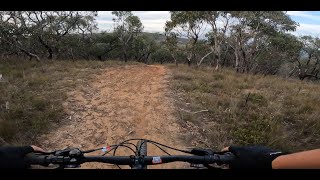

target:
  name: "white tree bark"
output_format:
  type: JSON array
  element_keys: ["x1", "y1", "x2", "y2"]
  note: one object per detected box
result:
[{"x1": 197, "y1": 47, "x2": 214, "y2": 66}]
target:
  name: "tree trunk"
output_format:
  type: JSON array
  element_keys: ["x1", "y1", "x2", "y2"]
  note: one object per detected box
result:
[
  {"x1": 171, "y1": 53, "x2": 178, "y2": 67},
  {"x1": 197, "y1": 49, "x2": 214, "y2": 67},
  {"x1": 215, "y1": 61, "x2": 219, "y2": 71},
  {"x1": 288, "y1": 67, "x2": 297, "y2": 78},
  {"x1": 123, "y1": 46, "x2": 128, "y2": 62},
  {"x1": 26, "y1": 51, "x2": 40, "y2": 61},
  {"x1": 215, "y1": 54, "x2": 221, "y2": 71},
  {"x1": 214, "y1": 46, "x2": 221, "y2": 71},
  {"x1": 5, "y1": 39, "x2": 40, "y2": 61},
  {"x1": 221, "y1": 45, "x2": 230, "y2": 67},
  {"x1": 70, "y1": 48, "x2": 75, "y2": 60},
  {"x1": 48, "y1": 48, "x2": 53, "y2": 59},
  {"x1": 235, "y1": 53, "x2": 240, "y2": 73},
  {"x1": 38, "y1": 36, "x2": 53, "y2": 60},
  {"x1": 187, "y1": 53, "x2": 192, "y2": 67},
  {"x1": 146, "y1": 52, "x2": 151, "y2": 61},
  {"x1": 124, "y1": 53, "x2": 128, "y2": 62}
]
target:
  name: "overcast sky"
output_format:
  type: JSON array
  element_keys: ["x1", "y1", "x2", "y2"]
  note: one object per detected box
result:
[{"x1": 96, "y1": 11, "x2": 320, "y2": 37}]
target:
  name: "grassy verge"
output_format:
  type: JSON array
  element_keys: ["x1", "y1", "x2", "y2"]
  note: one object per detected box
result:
[
  {"x1": 168, "y1": 64, "x2": 320, "y2": 152},
  {"x1": 0, "y1": 59, "x2": 140, "y2": 146}
]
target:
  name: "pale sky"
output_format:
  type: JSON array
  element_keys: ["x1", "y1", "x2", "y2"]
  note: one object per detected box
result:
[{"x1": 96, "y1": 11, "x2": 320, "y2": 37}]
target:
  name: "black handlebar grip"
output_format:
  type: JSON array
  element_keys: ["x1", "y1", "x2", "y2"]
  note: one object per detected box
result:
[
  {"x1": 217, "y1": 152, "x2": 236, "y2": 165},
  {"x1": 24, "y1": 153, "x2": 50, "y2": 166}
]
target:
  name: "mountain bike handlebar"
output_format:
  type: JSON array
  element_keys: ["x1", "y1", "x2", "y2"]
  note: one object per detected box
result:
[
  {"x1": 24, "y1": 138, "x2": 236, "y2": 169},
  {"x1": 25, "y1": 153, "x2": 236, "y2": 167}
]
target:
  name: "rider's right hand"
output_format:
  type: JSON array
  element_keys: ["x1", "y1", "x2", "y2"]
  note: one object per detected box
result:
[{"x1": 222, "y1": 145, "x2": 287, "y2": 169}]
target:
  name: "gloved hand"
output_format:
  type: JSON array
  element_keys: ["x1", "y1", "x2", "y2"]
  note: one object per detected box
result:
[
  {"x1": 0, "y1": 145, "x2": 47, "y2": 168},
  {"x1": 225, "y1": 145, "x2": 286, "y2": 169}
]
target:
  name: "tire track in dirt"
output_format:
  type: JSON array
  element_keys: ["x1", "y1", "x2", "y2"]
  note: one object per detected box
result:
[{"x1": 36, "y1": 65, "x2": 189, "y2": 169}]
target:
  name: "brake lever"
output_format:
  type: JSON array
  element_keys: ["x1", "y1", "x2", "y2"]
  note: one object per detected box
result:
[
  {"x1": 53, "y1": 147, "x2": 82, "y2": 156},
  {"x1": 33, "y1": 151, "x2": 55, "y2": 155},
  {"x1": 189, "y1": 148, "x2": 215, "y2": 156},
  {"x1": 188, "y1": 148, "x2": 235, "y2": 168},
  {"x1": 50, "y1": 148, "x2": 83, "y2": 169}
]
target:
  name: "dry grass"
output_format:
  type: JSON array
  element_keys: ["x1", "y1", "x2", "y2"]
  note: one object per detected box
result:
[
  {"x1": 168, "y1": 64, "x2": 320, "y2": 152},
  {"x1": 0, "y1": 59, "x2": 140, "y2": 146}
]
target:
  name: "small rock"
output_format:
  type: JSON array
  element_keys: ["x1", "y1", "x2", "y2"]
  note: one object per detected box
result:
[
  {"x1": 62, "y1": 102, "x2": 69, "y2": 107},
  {"x1": 85, "y1": 105, "x2": 92, "y2": 109}
]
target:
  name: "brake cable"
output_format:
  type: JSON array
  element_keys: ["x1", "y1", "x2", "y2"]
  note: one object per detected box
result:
[{"x1": 117, "y1": 138, "x2": 193, "y2": 154}]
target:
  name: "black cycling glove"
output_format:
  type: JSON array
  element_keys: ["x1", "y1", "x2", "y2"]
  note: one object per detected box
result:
[
  {"x1": 0, "y1": 146, "x2": 34, "y2": 168},
  {"x1": 228, "y1": 145, "x2": 286, "y2": 169}
]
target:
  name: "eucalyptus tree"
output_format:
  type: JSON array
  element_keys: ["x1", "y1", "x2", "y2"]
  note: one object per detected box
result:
[
  {"x1": 165, "y1": 11, "x2": 206, "y2": 66},
  {"x1": 112, "y1": 11, "x2": 143, "y2": 62}
]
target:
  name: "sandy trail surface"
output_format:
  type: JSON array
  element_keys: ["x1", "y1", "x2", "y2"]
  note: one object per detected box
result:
[{"x1": 37, "y1": 65, "x2": 189, "y2": 169}]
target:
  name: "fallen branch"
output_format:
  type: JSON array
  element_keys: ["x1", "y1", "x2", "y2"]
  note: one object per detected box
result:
[
  {"x1": 179, "y1": 108, "x2": 209, "y2": 114},
  {"x1": 5, "y1": 101, "x2": 9, "y2": 111}
]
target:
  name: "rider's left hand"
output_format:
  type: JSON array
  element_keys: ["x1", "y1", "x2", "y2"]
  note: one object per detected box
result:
[{"x1": 0, "y1": 145, "x2": 48, "y2": 168}]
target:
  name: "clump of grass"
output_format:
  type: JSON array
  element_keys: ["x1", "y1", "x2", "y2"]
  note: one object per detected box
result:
[
  {"x1": 247, "y1": 93, "x2": 267, "y2": 105},
  {"x1": 169, "y1": 64, "x2": 320, "y2": 152},
  {"x1": 212, "y1": 74, "x2": 224, "y2": 80},
  {"x1": 0, "y1": 59, "x2": 139, "y2": 145},
  {"x1": 179, "y1": 111, "x2": 194, "y2": 122},
  {"x1": 232, "y1": 115, "x2": 277, "y2": 145}
]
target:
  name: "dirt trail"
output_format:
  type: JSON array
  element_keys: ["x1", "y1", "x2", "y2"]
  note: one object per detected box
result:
[{"x1": 37, "y1": 65, "x2": 189, "y2": 169}]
